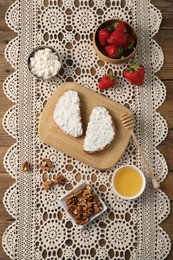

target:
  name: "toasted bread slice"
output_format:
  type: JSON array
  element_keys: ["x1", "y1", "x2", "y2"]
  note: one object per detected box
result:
[
  {"x1": 83, "y1": 106, "x2": 115, "y2": 153},
  {"x1": 53, "y1": 90, "x2": 83, "y2": 137}
]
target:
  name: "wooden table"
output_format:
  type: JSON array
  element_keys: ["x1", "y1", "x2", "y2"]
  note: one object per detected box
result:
[{"x1": 0, "y1": 0, "x2": 172, "y2": 259}]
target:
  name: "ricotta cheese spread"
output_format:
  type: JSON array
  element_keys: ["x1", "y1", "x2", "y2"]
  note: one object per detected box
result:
[
  {"x1": 29, "y1": 48, "x2": 61, "y2": 79},
  {"x1": 53, "y1": 90, "x2": 83, "y2": 137},
  {"x1": 83, "y1": 106, "x2": 115, "y2": 152}
]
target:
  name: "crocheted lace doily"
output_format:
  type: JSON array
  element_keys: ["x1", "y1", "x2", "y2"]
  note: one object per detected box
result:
[{"x1": 3, "y1": 0, "x2": 171, "y2": 259}]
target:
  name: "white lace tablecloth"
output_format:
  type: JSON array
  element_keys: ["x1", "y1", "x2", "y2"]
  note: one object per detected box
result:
[{"x1": 2, "y1": 0, "x2": 171, "y2": 259}]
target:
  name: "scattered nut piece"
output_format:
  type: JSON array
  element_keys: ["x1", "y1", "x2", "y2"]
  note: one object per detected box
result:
[
  {"x1": 21, "y1": 161, "x2": 30, "y2": 172},
  {"x1": 39, "y1": 158, "x2": 53, "y2": 171},
  {"x1": 66, "y1": 184, "x2": 102, "y2": 225},
  {"x1": 54, "y1": 174, "x2": 67, "y2": 186},
  {"x1": 40, "y1": 174, "x2": 67, "y2": 191},
  {"x1": 41, "y1": 180, "x2": 54, "y2": 190}
]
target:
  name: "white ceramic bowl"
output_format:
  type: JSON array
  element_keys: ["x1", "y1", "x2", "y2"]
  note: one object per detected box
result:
[
  {"x1": 59, "y1": 180, "x2": 107, "y2": 229},
  {"x1": 112, "y1": 165, "x2": 146, "y2": 200}
]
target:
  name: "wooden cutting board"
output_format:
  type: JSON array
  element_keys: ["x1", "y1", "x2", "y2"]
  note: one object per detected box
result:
[{"x1": 38, "y1": 82, "x2": 132, "y2": 170}]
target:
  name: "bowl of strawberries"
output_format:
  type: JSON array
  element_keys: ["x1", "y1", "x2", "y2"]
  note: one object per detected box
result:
[{"x1": 93, "y1": 19, "x2": 138, "y2": 64}]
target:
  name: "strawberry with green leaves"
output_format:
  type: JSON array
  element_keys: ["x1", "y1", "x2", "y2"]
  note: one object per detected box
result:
[
  {"x1": 98, "y1": 28, "x2": 111, "y2": 47},
  {"x1": 123, "y1": 61, "x2": 145, "y2": 86},
  {"x1": 104, "y1": 44, "x2": 122, "y2": 58},
  {"x1": 123, "y1": 34, "x2": 134, "y2": 50},
  {"x1": 115, "y1": 21, "x2": 127, "y2": 33},
  {"x1": 99, "y1": 72, "x2": 117, "y2": 90},
  {"x1": 107, "y1": 30, "x2": 127, "y2": 46}
]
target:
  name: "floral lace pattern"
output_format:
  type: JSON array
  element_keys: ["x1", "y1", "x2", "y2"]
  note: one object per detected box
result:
[{"x1": 3, "y1": 0, "x2": 171, "y2": 259}]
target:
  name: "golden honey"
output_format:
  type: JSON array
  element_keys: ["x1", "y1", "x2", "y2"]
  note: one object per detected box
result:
[{"x1": 113, "y1": 166, "x2": 143, "y2": 197}]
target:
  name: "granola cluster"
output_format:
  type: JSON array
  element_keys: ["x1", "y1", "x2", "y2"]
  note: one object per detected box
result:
[{"x1": 66, "y1": 184, "x2": 102, "y2": 225}]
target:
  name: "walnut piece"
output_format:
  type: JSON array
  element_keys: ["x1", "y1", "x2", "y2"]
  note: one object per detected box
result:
[
  {"x1": 41, "y1": 180, "x2": 54, "y2": 190},
  {"x1": 21, "y1": 161, "x2": 30, "y2": 172},
  {"x1": 40, "y1": 173, "x2": 67, "y2": 191},
  {"x1": 54, "y1": 174, "x2": 67, "y2": 186},
  {"x1": 66, "y1": 184, "x2": 102, "y2": 225},
  {"x1": 39, "y1": 158, "x2": 53, "y2": 171}
]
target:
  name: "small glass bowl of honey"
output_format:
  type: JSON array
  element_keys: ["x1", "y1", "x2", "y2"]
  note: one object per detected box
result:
[{"x1": 112, "y1": 165, "x2": 146, "y2": 200}]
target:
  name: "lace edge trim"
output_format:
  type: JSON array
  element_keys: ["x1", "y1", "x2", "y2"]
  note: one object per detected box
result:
[
  {"x1": 5, "y1": 0, "x2": 19, "y2": 33},
  {"x1": 3, "y1": 183, "x2": 17, "y2": 219},
  {"x1": 154, "y1": 75, "x2": 167, "y2": 110},
  {"x1": 149, "y1": 1, "x2": 171, "y2": 256},
  {"x1": 3, "y1": 142, "x2": 18, "y2": 180},
  {"x1": 155, "y1": 111, "x2": 168, "y2": 146},
  {"x1": 4, "y1": 36, "x2": 19, "y2": 69},
  {"x1": 2, "y1": 105, "x2": 17, "y2": 139},
  {"x1": 149, "y1": 1, "x2": 162, "y2": 37},
  {"x1": 3, "y1": 1, "x2": 18, "y2": 257},
  {"x1": 2, "y1": 222, "x2": 16, "y2": 259},
  {"x1": 158, "y1": 226, "x2": 172, "y2": 259}
]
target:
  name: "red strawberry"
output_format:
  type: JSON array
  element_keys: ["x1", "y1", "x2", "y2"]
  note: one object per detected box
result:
[
  {"x1": 123, "y1": 61, "x2": 145, "y2": 86},
  {"x1": 104, "y1": 45, "x2": 122, "y2": 58},
  {"x1": 99, "y1": 72, "x2": 117, "y2": 90},
  {"x1": 98, "y1": 28, "x2": 111, "y2": 47},
  {"x1": 116, "y1": 22, "x2": 127, "y2": 33},
  {"x1": 123, "y1": 34, "x2": 134, "y2": 50},
  {"x1": 107, "y1": 30, "x2": 127, "y2": 46}
]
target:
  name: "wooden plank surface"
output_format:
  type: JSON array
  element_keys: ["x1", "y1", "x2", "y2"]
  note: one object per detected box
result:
[{"x1": 0, "y1": 0, "x2": 173, "y2": 259}]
